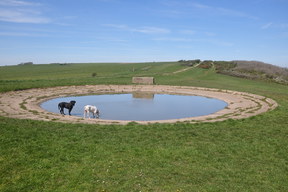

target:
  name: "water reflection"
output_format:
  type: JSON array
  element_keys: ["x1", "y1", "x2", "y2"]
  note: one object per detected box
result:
[
  {"x1": 132, "y1": 92, "x2": 154, "y2": 99},
  {"x1": 41, "y1": 93, "x2": 227, "y2": 121}
]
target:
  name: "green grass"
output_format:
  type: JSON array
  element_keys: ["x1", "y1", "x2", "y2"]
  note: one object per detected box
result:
[
  {"x1": 0, "y1": 62, "x2": 288, "y2": 191},
  {"x1": 0, "y1": 62, "x2": 183, "y2": 92}
]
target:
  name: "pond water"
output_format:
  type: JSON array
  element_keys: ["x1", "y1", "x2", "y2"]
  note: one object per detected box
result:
[{"x1": 41, "y1": 93, "x2": 227, "y2": 121}]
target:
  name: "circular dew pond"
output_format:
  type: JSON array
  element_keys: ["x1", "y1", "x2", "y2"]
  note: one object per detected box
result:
[{"x1": 41, "y1": 93, "x2": 227, "y2": 121}]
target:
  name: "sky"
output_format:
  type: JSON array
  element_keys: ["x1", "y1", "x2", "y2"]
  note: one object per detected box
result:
[{"x1": 0, "y1": 0, "x2": 287, "y2": 67}]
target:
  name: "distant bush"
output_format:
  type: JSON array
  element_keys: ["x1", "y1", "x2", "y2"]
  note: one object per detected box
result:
[
  {"x1": 214, "y1": 61, "x2": 237, "y2": 71},
  {"x1": 180, "y1": 59, "x2": 287, "y2": 84},
  {"x1": 18, "y1": 62, "x2": 33, "y2": 66},
  {"x1": 233, "y1": 60, "x2": 287, "y2": 77},
  {"x1": 178, "y1": 59, "x2": 201, "y2": 66},
  {"x1": 198, "y1": 60, "x2": 213, "y2": 69},
  {"x1": 215, "y1": 60, "x2": 288, "y2": 84}
]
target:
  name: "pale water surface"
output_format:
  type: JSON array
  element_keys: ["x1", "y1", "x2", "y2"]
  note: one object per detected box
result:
[{"x1": 41, "y1": 93, "x2": 227, "y2": 121}]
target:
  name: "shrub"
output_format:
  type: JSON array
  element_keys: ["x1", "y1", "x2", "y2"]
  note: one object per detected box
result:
[
  {"x1": 198, "y1": 60, "x2": 213, "y2": 69},
  {"x1": 91, "y1": 72, "x2": 97, "y2": 77},
  {"x1": 179, "y1": 59, "x2": 201, "y2": 66}
]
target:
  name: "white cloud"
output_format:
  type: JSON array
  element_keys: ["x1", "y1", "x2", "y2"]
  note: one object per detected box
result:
[
  {"x1": 0, "y1": 0, "x2": 50, "y2": 23},
  {"x1": 0, "y1": 31, "x2": 49, "y2": 37},
  {"x1": 204, "y1": 32, "x2": 216, "y2": 37},
  {"x1": 180, "y1": 30, "x2": 196, "y2": 35},
  {"x1": 262, "y1": 22, "x2": 273, "y2": 29},
  {"x1": 103, "y1": 24, "x2": 127, "y2": 28},
  {"x1": 133, "y1": 27, "x2": 170, "y2": 34},
  {"x1": 153, "y1": 37, "x2": 191, "y2": 42},
  {"x1": 161, "y1": 1, "x2": 258, "y2": 20},
  {"x1": 0, "y1": 0, "x2": 40, "y2": 6},
  {"x1": 261, "y1": 22, "x2": 288, "y2": 30},
  {"x1": 153, "y1": 37, "x2": 233, "y2": 47},
  {"x1": 194, "y1": 2, "x2": 258, "y2": 19},
  {"x1": 0, "y1": 9, "x2": 50, "y2": 23},
  {"x1": 104, "y1": 24, "x2": 170, "y2": 34}
]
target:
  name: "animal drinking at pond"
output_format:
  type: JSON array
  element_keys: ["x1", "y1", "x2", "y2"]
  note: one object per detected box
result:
[{"x1": 84, "y1": 105, "x2": 100, "y2": 118}]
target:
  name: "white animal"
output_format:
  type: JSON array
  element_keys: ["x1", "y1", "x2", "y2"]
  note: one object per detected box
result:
[{"x1": 84, "y1": 105, "x2": 100, "y2": 118}]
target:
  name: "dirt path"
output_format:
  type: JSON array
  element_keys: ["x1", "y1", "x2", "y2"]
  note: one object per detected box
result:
[
  {"x1": 0, "y1": 85, "x2": 278, "y2": 125},
  {"x1": 173, "y1": 62, "x2": 202, "y2": 74}
]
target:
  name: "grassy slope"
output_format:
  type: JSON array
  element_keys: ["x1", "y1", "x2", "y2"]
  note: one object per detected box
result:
[
  {"x1": 0, "y1": 62, "x2": 180, "y2": 92},
  {"x1": 0, "y1": 62, "x2": 287, "y2": 191}
]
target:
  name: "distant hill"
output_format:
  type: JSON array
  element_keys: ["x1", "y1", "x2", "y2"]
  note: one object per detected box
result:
[{"x1": 195, "y1": 60, "x2": 288, "y2": 84}]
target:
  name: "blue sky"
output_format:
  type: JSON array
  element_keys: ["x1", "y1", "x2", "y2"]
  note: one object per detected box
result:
[{"x1": 0, "y1": 0, "x2": 287, "y2": 67}]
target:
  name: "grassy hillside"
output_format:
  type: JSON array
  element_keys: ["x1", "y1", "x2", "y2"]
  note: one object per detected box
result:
[
  {"x1": 0, "y1": 62, "x2": 288, "y2": 191},
  {"x1": 0, "y1": 62, "x2": 181, "y2": 92}
]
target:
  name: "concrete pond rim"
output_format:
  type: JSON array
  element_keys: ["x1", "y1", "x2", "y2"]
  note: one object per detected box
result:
[{"x1": 0, "y1": 85, "x2": 278, "y2": 125}]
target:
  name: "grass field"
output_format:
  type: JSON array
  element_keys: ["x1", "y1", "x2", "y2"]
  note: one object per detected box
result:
[{"x1": 0, "y1": 62, "x2": 288, "y2": 191}]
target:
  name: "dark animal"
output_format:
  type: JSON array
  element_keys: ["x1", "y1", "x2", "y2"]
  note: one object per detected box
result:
[{"x1": 58, "y1": 100, "x2": 76, "y2": 115}]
